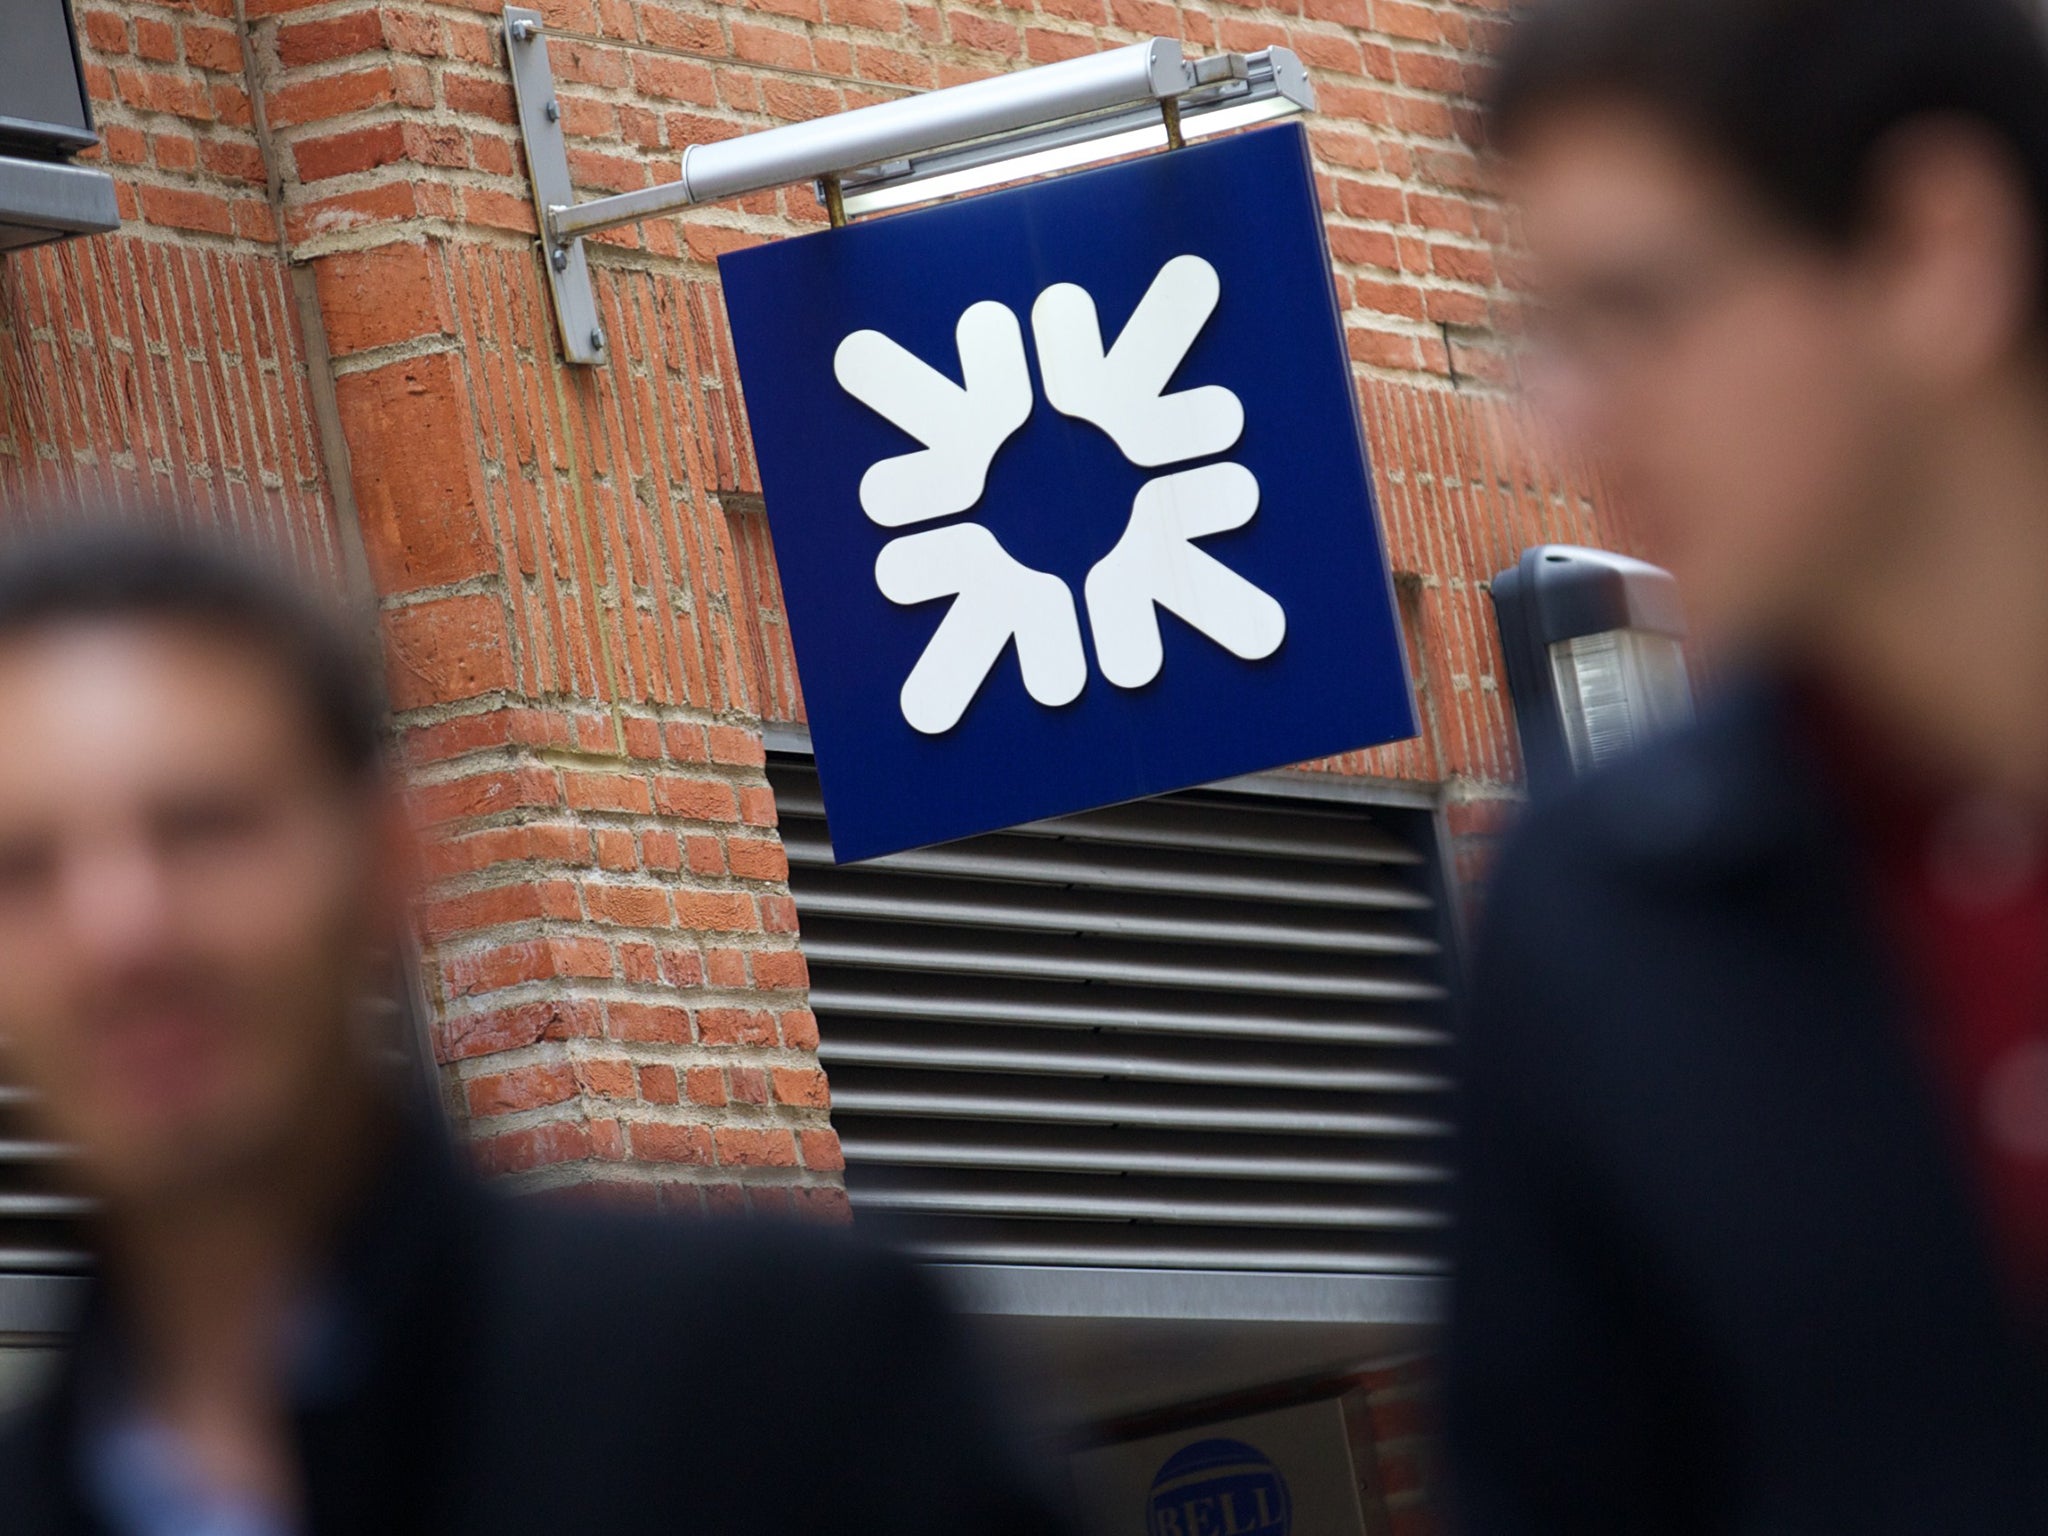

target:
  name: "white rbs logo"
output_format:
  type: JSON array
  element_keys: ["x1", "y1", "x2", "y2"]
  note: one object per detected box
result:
[{"x1": 834, "y1": 255, "x2": 1287, "y2": 735}]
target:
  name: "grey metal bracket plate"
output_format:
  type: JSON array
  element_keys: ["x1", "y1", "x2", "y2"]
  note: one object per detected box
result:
[{"x1": 504, "y1": 7, "x2": 606, "y2": 366}]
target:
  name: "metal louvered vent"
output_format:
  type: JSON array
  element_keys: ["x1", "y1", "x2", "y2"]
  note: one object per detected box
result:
[
  {"x1": 0, "y1": 1053, "x2": 88, "y2": 1279},
  {"x1": 772, "y1": 759, "x2": 1457, "y2": 1278},
  {"x1": 0, "y1": 960, "x2": 433, "y2": 1309}
]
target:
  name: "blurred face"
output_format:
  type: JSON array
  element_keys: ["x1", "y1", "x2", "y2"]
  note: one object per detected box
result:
[
  {"x1": 1507, "y1": 104, "x2": 1908, "y2": 645},
  {"x1": 0, "y1": 619, "x2": 388, "y2": 1208}
]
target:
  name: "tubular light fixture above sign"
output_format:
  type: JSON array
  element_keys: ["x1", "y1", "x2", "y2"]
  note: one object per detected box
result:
[{"x1": 501, "y1": 6, "x2": 1314, "y2": 364}]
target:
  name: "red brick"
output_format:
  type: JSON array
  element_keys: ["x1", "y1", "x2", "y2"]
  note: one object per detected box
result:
[
  {"x1": 640, "y1": 6, "x2": 721, "y2": 50},
  {"x1": 183, "y1": 21, "x2": 245, "y2": 72},
  {"x1": 587, "y1": 884, "x2": 672, "y2": 927},
  {"x1": 380, "y1": 594, "x2": 513, "y2": 711},
  {"x1": 661, "y1": 947, "x2": 706, "y2": 987},
  {"x1": 730, "y1": 21, "x2": 811, "y2": 70},
  {"x1": 284, "y1": 181, "x2": 419, "y2": 242},
  {"x1": 577, "y1": 1058, "x2": 636, "y2": 1099},
  {"x1": 633, "y1": 1122, "x2": 715, "y2": 1165},
  {"x1": 663, "y1": 722, "x2": 710, "y2": 762},
  {"x1": 771, "y1": 1067, "x2": 830, "y2": 1108},
  {"x1": 438, "y1": 999, "x2": 602, "y2": 1062},
  {"x1": 331, "y1": 352, "x2": 493, "y2": 592},
  {"x1": 474, "y1": 1119, "x2": 595, "y2": 1174},
  {"x1": 81, "y1": 10, "x2": 128, "y2": 53},
  {"x1": 209, "y1": 81, "x2": 251, "y2": 127},
  {"x1": 1431, "y1": 243, "x2": 1496, "y2": 286},
  {"x1": 607, "y1": 1001, "x2": 693, "y2": 1044},
  {"x1": 674, "y1": 890, "x2": 756, "y2": 932},
  {"x1": 198, "y1": 138, "x2": 265, "y2": 183},
  {"x1": 1371, "y1": 0, "x2": 1441, "y2": 42},
  {"x1": 467, "y1": 1062, "x2": 577, "y2": 1117},
  {"x1": 549, "y1": 936, "x2": 617, "y2": 977},
  {"x1": 714, "y1": 1127, "x2": 797, "y2": 1168},
  {"x1": 312, "y1": 242, "x2": 452, "y2": 355},
  {"x1": 416, "y1": 879, "x2": 545, "y2": 943},
  {"x1": 618, "y1": 940, "x2": 660, "y2": 983},
  {"x1": 151, "y1": 134, "x2": 198, "y2": 172},
  {"x1": 639, "y1": 1064, "x2": 681, "y2": 1104},
  {"x1": 750, "y1": 948, "x2": 808, "y2": 990},
  {"x1": 705, "y1": 725, "x2": 764, "y2": 766},
  {"x1": 564, "y1": 770, "x2": 655, "y2": 815},
  {"x1": 685, "y1": 1067, "x2": 726, "y2": 1106},
  {"x1": 114, "y1": 67, "x2": 215, "y2": 120},
  {"x1": 632, "y1": 53, "x2": 718, "y2": 105},
  {"x1": 459, "y1": 187, "x2": 538, "y2": 235},
  {"x1": 263, "y1": 67, "x2": 397, "y2": 128},
  {"x1": 779, "y1": 1010, "x2": 820, "y2": 1050},
  {"x1": 135, "y1": 185, "x2": 232, "y2": 236},
  {"x1": 443, "y1": 72, "x2": 517, "y2": 124},
  {"x1": 946, "y1": 10, "x2": 1018, "y2": 53},
  {"x1": 697, "y1": 1007, "x2": 774, "y2": 1047},
  {"x1": 654, "y1": 776, "x2": 739, "y2": 822},
  {"x1": 726, "y1": 836, "x2": 787, "y2": 881},
  {"x1": 231, "y1": 201, "x2": 278, "y2": 244},
  {"x1": 441, "y1": 939, "x2": 559, "y2": 996},
  {"x1": 799, "y1": 1129, "x2": 845, "y2": 1171},
  {"x1": 407, "y1": 766, "x2": 559, "y2": 826},
  {"x1": 294, "y1": 122, "x2": 407, "y2": 182},
  {"x1": 275, "y1": 10, "x2": 384, "y2": 67}
]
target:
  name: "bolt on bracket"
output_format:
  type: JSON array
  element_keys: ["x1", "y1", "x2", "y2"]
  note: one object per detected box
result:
[{"x1": 505, "y1": 7, "x2": 605, "y2": 365}]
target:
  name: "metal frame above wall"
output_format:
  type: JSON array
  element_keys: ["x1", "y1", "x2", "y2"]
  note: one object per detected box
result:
[
  {"x1": 764, "y1": 726, "x2": 1459, "y2": 1414},
  {"x1": 502, "y1": 8, "x2": 1312, "y2": 364}
]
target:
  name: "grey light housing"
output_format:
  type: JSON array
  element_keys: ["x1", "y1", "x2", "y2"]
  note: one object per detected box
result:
[
  {"x1": 1490, "y1": 545, "x2": 1693, "y2": 796},
  {"x1": 0, "y1": 0, "x2": 120, "y2": 252}
]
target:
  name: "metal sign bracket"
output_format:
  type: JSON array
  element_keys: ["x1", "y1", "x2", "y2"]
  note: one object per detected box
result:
[
  {"x1": 505, "y1": 7, "x2": 605, "y2": 366},
  {"x1": 500, "y1": 5, "x2": 1309, "y2": 368}
]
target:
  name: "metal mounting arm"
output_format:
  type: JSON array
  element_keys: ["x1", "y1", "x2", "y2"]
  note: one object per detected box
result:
[{"x1": 503, "y1": 7, "x2": 1311, "y2": 364}]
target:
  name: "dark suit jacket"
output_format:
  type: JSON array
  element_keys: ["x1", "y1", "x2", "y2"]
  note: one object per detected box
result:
[
  {"x1": 1446, "y1": 678, "x2": 2048, "y2": 1535},
  {"x1": 0, "y1": 1126, "x2": 1070, "y2": 1536}
]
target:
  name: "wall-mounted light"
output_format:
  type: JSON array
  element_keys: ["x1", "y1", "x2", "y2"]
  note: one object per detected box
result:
[
  {"x1": 0, "y1": 0, "x2": 120, "y2": 252},
  {"x1": 1489, "y1": 545, "x2": 1693, "y2": 795},
  {"x1": 830, "y1": 47, "x2": 1311, "y2": 217},
  {"x1": 501, "y1": 8, "x2": 1312, "y2": 364}
]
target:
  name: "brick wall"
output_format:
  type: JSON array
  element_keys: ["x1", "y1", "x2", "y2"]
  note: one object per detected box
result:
[{"x1": 2, "y1": 0, "x2": 1631, "y2": 1215}]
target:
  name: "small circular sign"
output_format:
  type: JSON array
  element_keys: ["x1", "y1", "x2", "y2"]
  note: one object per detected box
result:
[{"x1": 1146, "y1": 1437, "x2": 1292, "y2": 1536}]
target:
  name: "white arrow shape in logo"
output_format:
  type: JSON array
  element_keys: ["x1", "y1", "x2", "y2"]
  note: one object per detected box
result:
[
  {"x1": 876, "y1": 523, "x2": 1087, "y2": 735},
  {"x1": 834, "y1": 301, "x2": 1032, "y2": 528},
  {"x1": 1031, "y1": 255, "x2": 1244, "y2": 468},
  {"x1": 1085, "y1": 462, "x2": 1286, "y2": 690}
]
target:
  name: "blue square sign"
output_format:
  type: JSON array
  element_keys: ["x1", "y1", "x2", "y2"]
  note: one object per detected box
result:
[{"x1": 720, "y1": 122, "x2": 1415, "y2": 862}]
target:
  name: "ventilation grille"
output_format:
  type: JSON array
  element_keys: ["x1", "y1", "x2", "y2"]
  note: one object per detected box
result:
[
  {"x1": 0, "y1": 971, "x2": 426, "y2": 1288},
  {"x1": 0, "y1": 1051, "x2": 88, "y2": 1277},
  {"x1": 774, "y1": 760, "x2": 1455, "y2": 1276}
]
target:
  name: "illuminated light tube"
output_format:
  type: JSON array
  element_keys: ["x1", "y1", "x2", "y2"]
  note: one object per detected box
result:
[
  {"x1": 541, "y1": 37, "x2": 1312, "y2": 243},
  {"x1": 834, "y1": 50, "x2": 1314, "y2": 218}
]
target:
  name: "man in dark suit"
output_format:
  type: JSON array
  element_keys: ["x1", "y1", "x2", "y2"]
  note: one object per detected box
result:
[
  {"x1": 0, "y1": 527, "x2": 1065, "y2": 1534},
  {"x1": 1451, "y1": 0, "x2": 2048, "y2": 1530}
]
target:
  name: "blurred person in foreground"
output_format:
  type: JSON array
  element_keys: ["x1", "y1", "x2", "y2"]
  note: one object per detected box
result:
[
  {"x1": 0, "y1": 525, "x2": 1065, "y2": 1535},
  {"x1": 1451, "y1": 0, "x2": 2048, "y2": 1530}
]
